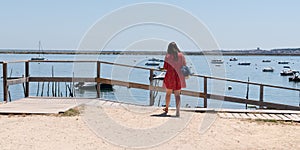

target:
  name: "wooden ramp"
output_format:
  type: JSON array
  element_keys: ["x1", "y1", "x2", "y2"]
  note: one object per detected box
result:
[
  {"x1": 1, "y1": 97, "x2": 300, "y2": 122},
  {"x1": 0, "y1": 97, "x2": 93, "y2": 114},
  {"x1": 218, "y1": 112, "x2": 300, "y2": 122}
]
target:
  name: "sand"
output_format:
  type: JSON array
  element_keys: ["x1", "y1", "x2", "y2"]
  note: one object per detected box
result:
[{"x1": 0, "y1": 106, "x2": 299, "y2": 150}]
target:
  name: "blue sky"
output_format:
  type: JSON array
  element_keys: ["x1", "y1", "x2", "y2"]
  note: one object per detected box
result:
[{"x1": 1, "y1": 0, "x2": 300, "y2": 50}]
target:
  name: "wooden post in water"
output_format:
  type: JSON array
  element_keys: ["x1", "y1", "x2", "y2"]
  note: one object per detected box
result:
[
  {"x1": 96, "y1": 61, "x2": 101, "y2": 98},
  {"x1": 259, "y1": 85, "x2": 264, "y2": 109},
  {"x1": 203, "y1": 77, "x2": 208, "y2": 108},
  {"x1": 25, "y1": 61, "x2": 29, "y2": 97},
  {"x1": 2, "y1": 62, "x2": 8, "y2": 102},
  {"x1": 149, "y1": 69, "x2": 154, "y2": 106}
]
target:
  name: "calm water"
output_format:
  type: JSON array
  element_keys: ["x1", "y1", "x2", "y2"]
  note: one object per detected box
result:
[{"x1": 1, "y1": 54, "x2": 300, "y2": 109}]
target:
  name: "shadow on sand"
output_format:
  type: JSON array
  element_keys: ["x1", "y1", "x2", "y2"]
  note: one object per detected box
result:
[{"x1": 150, "y1": 112, "x2": 174, "y2": 118}]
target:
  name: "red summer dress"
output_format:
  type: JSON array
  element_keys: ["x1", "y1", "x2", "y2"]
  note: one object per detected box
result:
[{"x1": 163, "y1": 53, "x2": 186, "y2": 90}]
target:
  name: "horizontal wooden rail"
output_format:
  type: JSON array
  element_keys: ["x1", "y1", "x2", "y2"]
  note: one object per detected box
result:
[
  {"x1": 192, "y1": 74, "x2": 300, "y2": 92},
  {"x1": 27, "y1": 76, "x2": 300, "y2": 110},
  {"x1": 7, "y1": 77, "x2": 28, "y2": 85}
]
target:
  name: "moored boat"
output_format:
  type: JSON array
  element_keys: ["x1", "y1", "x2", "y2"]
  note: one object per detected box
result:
[
  {"x1": 278, "y1": 61, "x2": 289, "y2": 64},
  {"x1": 262, "y1": 60, "x2": 271, "y2": 62},
  {"x1": 211, "y1": 59, "x2": 224, "y2": 64},
  {"x1": 75, "y1": 82, "x2": 113, "y2": 91},
  {"x1": 280, "y1": 69, "x2": 299, "y2": 76},
  {"x1": 238, "y1": 62, "x2": 251, "y2": 65},
  {"x1": 145, "y1": 62, "x2": 160, "y2": 66},
  {"x1": 289, "y1": 73, "x2": 300, "y2": 82},
  {"x1": 148, "y1": 58, "x2": 164, "y2": 62},
  {"x1": 31, "y1": 41, "x2": 46, "y2": 60},
  {"x1": 229, "y1": 58, "x2": 238, "y2": 61},
  {"x1": 262, "y1": 67, "x2": 274, "y2": 72}
]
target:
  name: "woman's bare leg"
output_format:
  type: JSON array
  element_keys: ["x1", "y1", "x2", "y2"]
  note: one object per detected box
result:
[
  {"x1": 174, "y1": 90, "x2": 181, "y2": 117},
  {"x1": 164, "y1": 89, "x2": 172, "y2": 113}
]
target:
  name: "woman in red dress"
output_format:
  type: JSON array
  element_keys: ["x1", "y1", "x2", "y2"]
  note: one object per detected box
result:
[{"x1": 163, "y1": 42, "x2": 186, "y2": 117}]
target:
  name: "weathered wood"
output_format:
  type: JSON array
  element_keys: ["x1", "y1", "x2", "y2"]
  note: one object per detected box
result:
[
  {"x1": 247, "y1": 114, "x2": 258, "y2": 120},
  {"x1": 269, "y1": 114, "x2": 283, "y2": 120},
  {"x1": 259, "y1": 85, "x2": 264, "y2": 109},
  {"x1": 224, "y1": 113, "x2": 235, "y2": 119},
  {"x1": 25, "y1": 61, "x2": 29, "y2": 97},
  {"x1": 283, "y1": 114, "x2": 297, "y2": 121},
  {"x1": 2, "y1": 62, "x2": 8, "y2": 102},
  {"x1": 7, "y1": 77, "x2": 28, "y2": 85},
  {"x1": 96, "y1": 61, "x2": 101, "y2": 98},
  {"x1": 204, "y1": 77, "x2": 208, "y2": 108},
  {"x1": 261, "y1": 114, "x2": 274, "y2": 120},
  {"x1": 239, "y1": 113, "x2": 251, "y2": 119},
  {"x1": 290, "y1": 114, "x2": 300, "y2": 120},
  {"x1": 0, "y1": 97, "x2": 91, "y2": 114},
  {"x1": 276, "y1": 114, "x2": 290, "y2": 121},
  {"x1": 30, "y1": 77, "x2": 95, "y2": 82},
  {"x1": 149, "y1": 69, "x2": 154, "y2": 106},
  {"x1": 254, "y1": 114, "x2": 266, "y2": 120},
  {"x1": 232, "y1": 113, "x2": 243, "y2": 119},
  {"x1": 218, "y1": 113, "x2": 227, "y2": 118}
]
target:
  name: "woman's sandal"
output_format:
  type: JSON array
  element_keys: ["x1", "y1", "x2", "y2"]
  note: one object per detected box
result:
[{"x1": 163, "y1": 108, "x2": 168, "y2": 113}]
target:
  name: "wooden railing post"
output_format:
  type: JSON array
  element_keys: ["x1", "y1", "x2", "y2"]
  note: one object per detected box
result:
[
  {"x1": 149, "y1": 69, "x2": 154, "y2": 106},
  {"x1": 259, "y1": 85, "x2": 264, "y2": 109},
  {"x1": 203, "y1": 77, "x2": 208, "y2": 108},
  {"x1": 96, "y1": 61, "x2": 101, "y2": 98},
  {"x1": 2, "y1": 62, "x2": 8, "y2": 102},
  {"x1": 25, "y1": 61, "x2": 29, "y2": 97}
]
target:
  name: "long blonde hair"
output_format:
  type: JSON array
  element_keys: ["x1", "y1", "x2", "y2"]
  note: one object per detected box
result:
[{"x1": 167, "y1": 42, "x2": 180, "y2": 61}]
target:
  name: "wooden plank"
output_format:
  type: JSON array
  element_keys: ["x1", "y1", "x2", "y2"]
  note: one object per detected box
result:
[
  {"x1": 247, "y1": 113, "x2": 258, "y2": 120},
  {"x1": 218, "y1": 113, "x2": 227, "y2": 118},
  {"x1": 7, "y1": 77, "x2": 28, "y2": 85},
  {"x1": 239, "y1": 113, "x2": 251, "y2": 119},
  {"x1": 0, "y1": 98, "x2": 92, "y2": 114},
  {"x1": 284, "y1": 114, "x2": 298, "y2": 121},
  {"x1": 224, "y1": 113, "x2": 235, "y2": 119},
  {"x1": 2, "y1": 62, "x2": 8, "y2": 102},
  {"x1": 254, "y1": 114, "x2": 267, "y2": 120},
  {"x1": 30, "y1": 77, "x2": 95, "y2": 82},
  {"x1": 269, "y1": 114, "x2": 283, "y2": 120},
  {"x1": 290, "y1": 114, "x2": 300, "y2": 121},
  {"x1": 261, "y1": 114, "x2": 274, "y2": 120},
  {"x1": 276, "y1": 114, "x2": 290, "y2": 121},
  {"x1": 232, "y1": 113, "x2": 243, "y2": 119}
]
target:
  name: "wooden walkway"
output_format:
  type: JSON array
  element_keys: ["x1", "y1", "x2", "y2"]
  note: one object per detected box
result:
[
  {"x1": 0, "y1": 98, "x2": 299, "y2": 122},
  {"x1": 0, "y1": 97, "x2": 92, "y2": 114},
  {"x1": 218, "y1": 112, "x2": 300, "y2": 122}
]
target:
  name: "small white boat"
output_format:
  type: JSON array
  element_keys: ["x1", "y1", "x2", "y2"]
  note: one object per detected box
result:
[
  {"x1": 31, "y1": 41, "x2": 46, "y2": 60},
  {"x1": 75, "y1": 82, "x2": 113, "y2": 91},
  {"x1": 262, "y1": 67, "x2": 274, "y2": 72},
  {"x1": 262, "y1": 60, "x2": 271, "y2": 62},
  {"x1": 145, "y1": 62, "x2": 160, "y2": 66},
  {"x1": 229, "y1": 58, "x2": 238, "y2": 61},
  {"x1": 211, "y1": 59, "x2": 224, "y2": 64},
  {"x1": 238, "y1": 62, "x2": 251, "y2": 65},
  {"x1": 280, "y1": 69, "x2": 298, "y2": 76},
  {"x1": 153, "y1": 72, "x2": 166, "y2": 80},
  {"x1": 278, "y1": 61, "x2": 289, "y2": 64},
  {"x1": 148, "y1": 58, "x2": 163, "y2": 62}
]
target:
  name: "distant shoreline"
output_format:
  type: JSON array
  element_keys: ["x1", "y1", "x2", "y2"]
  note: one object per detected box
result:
[{"x1": 1, "y1": 49, "x2": 300, "y2": 56}]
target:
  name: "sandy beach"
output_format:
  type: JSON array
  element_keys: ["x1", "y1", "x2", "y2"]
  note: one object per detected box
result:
[{"x1": 0, "y1": 106, "x2": 299, "y2": 150}]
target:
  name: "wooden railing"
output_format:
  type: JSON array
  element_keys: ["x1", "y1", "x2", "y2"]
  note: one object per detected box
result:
[{"x1": 1, "y1": 60, "x2": 300, "y2": 110}]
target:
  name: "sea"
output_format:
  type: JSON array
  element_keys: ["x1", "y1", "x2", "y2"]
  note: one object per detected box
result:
[{"x1": 1, "y1": 54, "x2": 300, "y2": 109}]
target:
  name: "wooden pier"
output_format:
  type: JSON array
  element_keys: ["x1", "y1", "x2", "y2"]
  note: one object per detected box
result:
[
  {"x1": 0, "y1": 97, "x2": 299, "y2": 122},
  {"x1": 1, "y1": 60, "x2": 300, "y2": 113}
]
